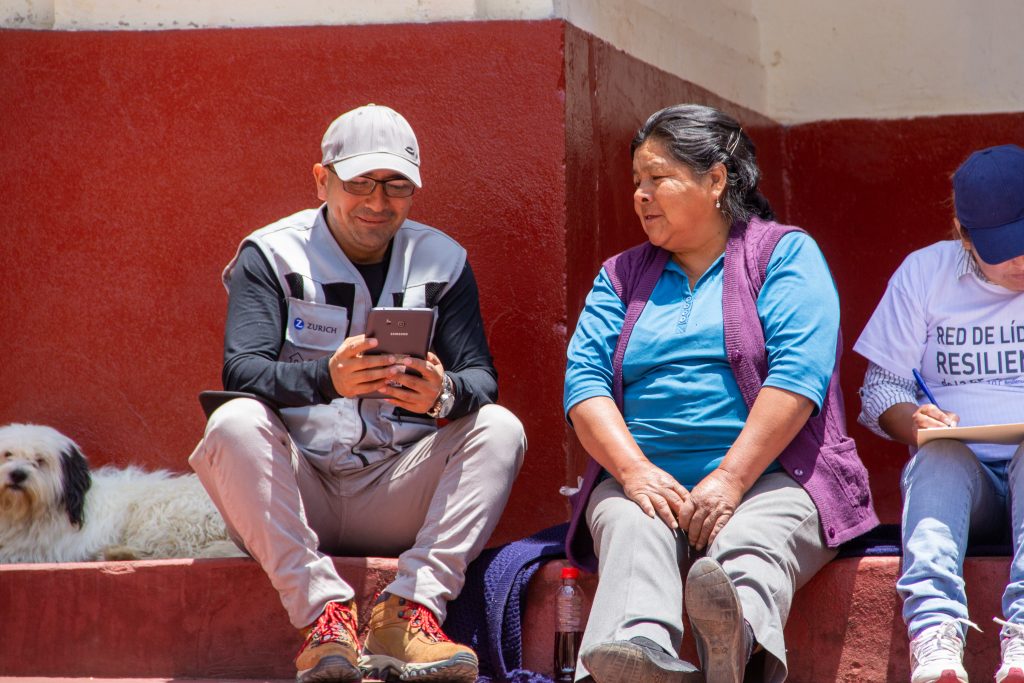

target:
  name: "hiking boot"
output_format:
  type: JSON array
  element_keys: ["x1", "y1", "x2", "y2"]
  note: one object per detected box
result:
[
  {"x1": 908, "y1": 618, "x2": 978, "y2": 683},
  {"x1": 360, "y1": 593, "x2": 477, "y2": 682},
  {"x1": 580, "y1": 636, "x2": 703, "y2": 683},
  {"x1": 685, "y1": 557, "x2": 747, "y2": 683},
  {"x1": 995, "y1": 618, "x2": 1024, "y2": 683},
  {"x1": 295, "y1": 600, "x2": 362, "y2": 683}
]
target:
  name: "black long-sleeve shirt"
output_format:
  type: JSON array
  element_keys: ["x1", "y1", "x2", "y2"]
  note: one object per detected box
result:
[{"x1": 222, "y1": 242, "x2": 497, "y2": 420}]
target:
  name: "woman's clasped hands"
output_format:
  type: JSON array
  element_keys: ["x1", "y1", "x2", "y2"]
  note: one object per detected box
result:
[{"x1": 621, "y1": 460, "x2": 745, "y2": 552}]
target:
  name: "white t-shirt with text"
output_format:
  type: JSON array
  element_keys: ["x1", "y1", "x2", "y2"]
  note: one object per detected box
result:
[{"x1": 854, "y1": 240, "x2": 1024, "y2": 461}]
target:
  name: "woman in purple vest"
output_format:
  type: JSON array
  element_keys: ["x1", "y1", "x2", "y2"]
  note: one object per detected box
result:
[{"x1": 563, "y1": 104, "x2": 877, "y2": 683}]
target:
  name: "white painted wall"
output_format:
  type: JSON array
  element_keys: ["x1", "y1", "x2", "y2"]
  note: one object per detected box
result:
[
  {"x1": 1, "y1": 0, "x2": 557, "y2": 29},
  {"x1": 2, "y1": 0, "x2": 51, "y2": 27},
  {"x1": 3, "y1": 0, "x2": 1023, "y2": 124},
  {"x1": 754, "y1": 0, "x2": 1024, "y2": 122},
  {"x1": 561, "y1": 0, "x2": 766, "y2": 124}
]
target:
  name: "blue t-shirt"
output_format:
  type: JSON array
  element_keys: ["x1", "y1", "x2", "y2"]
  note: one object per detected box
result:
[{"x1": 564, "y1": 232, "x2": 840, "y2": 489}]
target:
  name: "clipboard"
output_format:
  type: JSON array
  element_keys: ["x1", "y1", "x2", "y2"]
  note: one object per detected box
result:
[{"x1": 917, "y1": 422, "x2": 1024, "y2": 447}]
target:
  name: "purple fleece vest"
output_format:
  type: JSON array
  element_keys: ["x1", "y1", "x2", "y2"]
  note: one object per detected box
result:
[{"x1": 565, "y1": 217, "x2": 879, "y2": 573}]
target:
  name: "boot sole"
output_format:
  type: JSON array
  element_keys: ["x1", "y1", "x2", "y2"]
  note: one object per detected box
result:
[
  {"x1": 999, "y1": 669, "x2": 1024, "y2": 683},
  {"x1": 926, "y1": 673, "x2": 966, "y2": 683},
  {"x1": 360, "y1": 652, "x2": 478, "y2": 683},
  {"x1": 581, "y1": 640, "x2": 704, "y2": 683},
  {"x1": 685, "y1": 557, "x2": 744, "y2": 683},
  {"x1": 910, "y1": 667, "x2": 967, "y2": 683},
  {"x1": 297, "y1": 654, "x2": 363, "y2": 683}
]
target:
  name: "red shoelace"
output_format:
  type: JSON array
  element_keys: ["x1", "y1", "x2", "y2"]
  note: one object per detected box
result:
[
  {"x1": 398, "y1": 600, "x2": 451, "y2": 643},
  {"x1": 298, "y1": 601, "x2": 360, "y2": 657}
]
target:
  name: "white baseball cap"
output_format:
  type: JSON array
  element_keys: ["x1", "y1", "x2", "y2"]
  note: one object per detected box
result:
[{"x1": 321, "y1": 104, "x2": 421, "y2": 187}]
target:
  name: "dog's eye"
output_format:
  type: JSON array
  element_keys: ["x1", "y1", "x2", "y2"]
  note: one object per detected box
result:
[
  {"x1": 2, "y1": 451, "x2": 10, "y2": 459},
  {"x1": 35, "y1": 458, "x2": 46, "y2": 468}
]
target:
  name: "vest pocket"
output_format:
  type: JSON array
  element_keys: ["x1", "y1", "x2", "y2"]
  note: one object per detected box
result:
[
  {"x1": 818, "y1": 436, "x2": 871, "y2": 509},
  {"x1": 283, "y1": 298, "x2": 348, "y2": 357}
]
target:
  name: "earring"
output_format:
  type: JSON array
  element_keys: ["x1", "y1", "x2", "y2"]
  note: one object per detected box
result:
[{"x1": 715, "y1": 198, "x2": 721, "y2": 209}]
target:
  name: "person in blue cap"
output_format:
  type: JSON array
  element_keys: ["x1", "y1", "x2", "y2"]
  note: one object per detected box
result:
[{"x1": 855, "y1": 143, "x2": 1024, "y2": 683}]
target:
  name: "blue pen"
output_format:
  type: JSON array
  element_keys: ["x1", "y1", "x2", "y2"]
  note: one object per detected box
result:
[{"x1": 912, "y1": 369, "x2": 941, "y2": 408}]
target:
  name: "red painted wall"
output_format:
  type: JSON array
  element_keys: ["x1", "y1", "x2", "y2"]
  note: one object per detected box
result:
[
  {"x1": 0, "y1": 21, "x2": 571, "y2": 542},
  {"x1": 3, "y1": 19, "x2": 1021, "y2": 541},
  {"x1": 2, "y1": 20, "x2": 781, "y2": 545}
]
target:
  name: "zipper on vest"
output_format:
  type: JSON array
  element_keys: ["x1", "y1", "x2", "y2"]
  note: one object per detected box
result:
[{"x1": 351, "y1": 398, "x2": 370, "y2": 467}]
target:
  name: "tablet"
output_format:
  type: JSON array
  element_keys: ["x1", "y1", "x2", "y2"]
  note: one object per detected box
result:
[{"x1": 362, "y1": 307, "x2": 437, "y2": 398}]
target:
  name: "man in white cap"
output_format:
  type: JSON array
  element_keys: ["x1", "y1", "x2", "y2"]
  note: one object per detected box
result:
[{"x1": 189, "y1": 104, "x2": 526, "y2": 683}]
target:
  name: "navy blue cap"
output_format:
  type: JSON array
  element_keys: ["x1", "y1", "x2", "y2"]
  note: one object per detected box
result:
[{"x1": 953, "y1": 144, "x2": 1024, "y2": 265}]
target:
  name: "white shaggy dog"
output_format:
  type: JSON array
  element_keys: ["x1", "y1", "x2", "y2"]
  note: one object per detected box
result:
[{"x1": 0, "y1": 423, "x2": 243, "y2": 563}]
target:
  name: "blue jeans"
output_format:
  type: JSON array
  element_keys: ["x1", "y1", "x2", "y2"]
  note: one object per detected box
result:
[{"x1": 899, "y1": 438, "x2": 1024, "y2": 639}]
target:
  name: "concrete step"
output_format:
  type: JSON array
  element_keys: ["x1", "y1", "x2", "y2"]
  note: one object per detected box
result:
[
  {"x1": 0, "y1": 555, "x2": 1013, "y2": 681},
  {"x1": 527, "y1": 557, "x2": 923, "y2": 682},
  {"x1": 0, "y1": 556, "x2": 395, "y2": 679}
]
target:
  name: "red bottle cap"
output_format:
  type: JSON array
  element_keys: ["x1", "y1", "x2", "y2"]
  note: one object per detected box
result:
[{"x1": 561, "y1": 566, "x2": 580, "y2": 579}]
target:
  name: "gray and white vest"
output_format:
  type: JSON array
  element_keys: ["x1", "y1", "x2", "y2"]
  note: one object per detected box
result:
[{"x1": 223, "y1": 207, "x2": 466, "y2": 471}]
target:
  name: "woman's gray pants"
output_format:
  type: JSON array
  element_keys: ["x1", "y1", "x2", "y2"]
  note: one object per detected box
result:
[{"x1": 577, "y1": 472, "x2": 836, "y2": 683}]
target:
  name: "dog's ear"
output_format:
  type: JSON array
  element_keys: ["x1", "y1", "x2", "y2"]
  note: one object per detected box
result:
[{"x1": 60, "y1": 444, "x2": 92, "y2": 528}]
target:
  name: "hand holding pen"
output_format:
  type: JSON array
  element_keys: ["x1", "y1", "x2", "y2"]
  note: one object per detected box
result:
[{"x1": 911, "y1": 368, "x2": 959, "y2": 430}]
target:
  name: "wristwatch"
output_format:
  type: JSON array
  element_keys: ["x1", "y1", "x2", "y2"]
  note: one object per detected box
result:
[{"x1": 426, "y1": 373, "x2": 455, "y2": 419}]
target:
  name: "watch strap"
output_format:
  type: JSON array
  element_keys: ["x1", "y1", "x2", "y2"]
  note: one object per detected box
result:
[{"x1": 427, "y1": 373, "x2": 454, "y2": 418}]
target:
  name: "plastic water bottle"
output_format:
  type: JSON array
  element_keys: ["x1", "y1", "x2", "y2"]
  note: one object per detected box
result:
[{"x1": 554, "y1": 566, "x2": 583, "y2": 683}]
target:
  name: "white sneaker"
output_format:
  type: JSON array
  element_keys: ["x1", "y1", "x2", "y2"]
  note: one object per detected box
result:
[
  {"x1": 994, "y1": 617, "x2": 1024, "y2": 683},
  {"x1": 909, "y1": 618, "x2": 980, "y2": 683}
]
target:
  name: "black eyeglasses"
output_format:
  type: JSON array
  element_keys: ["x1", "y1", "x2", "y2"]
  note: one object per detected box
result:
[{"x1": 327, "y1": 166, "x2": 416, "y2": 198}]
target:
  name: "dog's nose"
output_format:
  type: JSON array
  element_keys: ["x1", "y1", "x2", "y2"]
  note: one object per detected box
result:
[{"x1": 9, "y1": 469, "x2": 28, "y2": 485}]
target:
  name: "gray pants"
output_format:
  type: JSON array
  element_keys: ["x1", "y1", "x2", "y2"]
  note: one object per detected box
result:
[
  {"x1": 578, "y1": 472, "x2": 835, "y2": 683},
  {"x1": 188, "y1": 398, "x2": 526, "y2": 629}
]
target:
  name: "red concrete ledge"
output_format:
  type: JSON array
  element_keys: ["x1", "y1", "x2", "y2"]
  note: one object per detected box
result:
[
  {"x1": 0, "y1": 555, "x2": 1014, "y2": 681},
  {"x1": 0, "y1": 556, "x2": 397, "y2": 678},
  {"x1": 785, "y1": 556, "x2": 1009, "y2": 682},
  {"x1": 526, "y1": 557, "x2": 1011, "y2": 683}
]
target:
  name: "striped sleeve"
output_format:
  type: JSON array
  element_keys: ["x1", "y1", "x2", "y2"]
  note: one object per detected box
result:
[{"x1": 857, "y1": 361, "x2": 918, "y2": 439}]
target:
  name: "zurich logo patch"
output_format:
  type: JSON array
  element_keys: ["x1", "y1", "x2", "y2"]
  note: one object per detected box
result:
[{"x1": 293, "y1": 318, "x2": 305, "y2": 330}]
